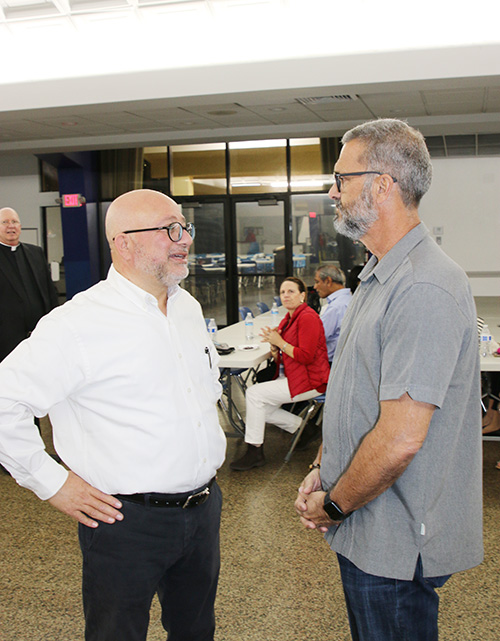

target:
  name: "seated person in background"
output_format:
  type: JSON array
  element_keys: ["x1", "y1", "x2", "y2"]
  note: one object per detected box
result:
[
  {"x1": 479, "y1": 316, "x2": 500, "y2": 438},
  {"x1": 313, "y1": 264, "x2": 352, "y2": 363},
  {"x1": 294, "y1": 264, "x2": 353, "y2": 451},
  {"x1": 230, "y1": 277, "x2": 330, "y2": 471}
]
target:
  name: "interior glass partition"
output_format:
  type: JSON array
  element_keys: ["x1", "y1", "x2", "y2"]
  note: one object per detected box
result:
[
  {"x1": 171, "y1": 143, "x2": 226, "y2": 196},
  {"x1": 181, "y1": 201, "x2": 227, "y2": 327},
  {"x1": 289, "y1": 138, "x2": 334, "y2": 192},
  {"x1": 291, "y1": 194, "x2": 365, "y2": 285},
  {"x1": 143, "y1": 146, "x2": 169, "y2": 192},
  {"x1": 229, "y1": 140, "x2": 287, "y2": 195},
  {"x1": 235, "y1": 199, "x2": 285, "y2": 317}
]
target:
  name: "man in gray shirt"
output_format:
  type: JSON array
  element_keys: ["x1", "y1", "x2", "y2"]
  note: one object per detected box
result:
[{"x1": 295, "y1": 119, "x2": 483, "y2": 641}]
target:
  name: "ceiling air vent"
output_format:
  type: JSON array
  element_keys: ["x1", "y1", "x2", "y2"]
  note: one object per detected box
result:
[{"x1": 296, "y1": 95, "x2": 358, "y2": 105}]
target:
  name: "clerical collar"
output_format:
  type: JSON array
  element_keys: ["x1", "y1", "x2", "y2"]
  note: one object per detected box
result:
[{"x1": 0, "y1": 241, "x2": 19, "y2": 251}]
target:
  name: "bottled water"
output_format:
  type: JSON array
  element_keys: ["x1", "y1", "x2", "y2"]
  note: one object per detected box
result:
[
  {"x1": 244, "y1": 312, "x2": 254, "y2": 341},
  {"x1": 207, "y1": 318, "x2": 218, "y2": 341},
  {"x1": 270, "y1": 301, "x2": 279, "y2": 327},
  {"x1": 480, "y1": 324, "x2": 492, "y2": 357}
]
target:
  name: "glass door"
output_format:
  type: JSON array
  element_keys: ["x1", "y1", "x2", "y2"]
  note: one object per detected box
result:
[
  {"x1": 234, "y1": 199, "x2": 286, "y2": 318},
  {"x1": 291, "y1": 193, "x2": 366, "y2": 283},
  {"x1": 181, "y1": 201, "x2": 228, "y2": 327}
]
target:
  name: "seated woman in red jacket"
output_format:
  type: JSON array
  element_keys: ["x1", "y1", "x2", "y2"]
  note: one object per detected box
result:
[{"x1": 230, "y1": 276, "x2": 330, "y2": 471}]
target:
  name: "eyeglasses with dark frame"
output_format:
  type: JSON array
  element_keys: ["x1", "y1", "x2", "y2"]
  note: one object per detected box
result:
[
  {"x1": 115, "y1": 221, "x2": 195, "y2": 243},
  {"x1": 333, "y1": 171, "x2": 398, "y2": 192}
]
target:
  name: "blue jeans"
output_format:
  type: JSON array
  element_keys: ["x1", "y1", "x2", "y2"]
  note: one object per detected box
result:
[{"x1": 337, "y1": 554, "x2": 451, "y2": 641}]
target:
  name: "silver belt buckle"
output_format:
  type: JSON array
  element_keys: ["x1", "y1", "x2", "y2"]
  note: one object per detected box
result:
[{"x1": 182, "y1": 486, "x2": 210, "y2": 509}]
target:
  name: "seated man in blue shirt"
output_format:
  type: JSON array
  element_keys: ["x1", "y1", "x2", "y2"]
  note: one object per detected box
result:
[
  {"x1": 313, "y1": 264, "x2": 352, "y2": 363},
  {"x1": 295, "y1": 264, "x2": 352, "y2": 450}
]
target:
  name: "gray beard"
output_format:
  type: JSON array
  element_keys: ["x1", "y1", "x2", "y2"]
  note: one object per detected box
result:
[
  {"x1": 135, "y1": 247, "x2": 189, "y2": 288},
  {"x1": 333, "y1": 187, "x2": 379, "y2": 241}
]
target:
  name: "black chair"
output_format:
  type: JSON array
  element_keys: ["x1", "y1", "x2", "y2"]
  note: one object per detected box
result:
[{"x1": 285, "y1": 394, "x2": 325, "y2": 462}]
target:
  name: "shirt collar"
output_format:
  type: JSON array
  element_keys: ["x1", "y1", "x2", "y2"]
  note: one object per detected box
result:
[
  {"x1": 107, "y1": 265, "x2": 180, "y2": 311},
  {"x1": 326, "y1": 287, "x2": 351, "y2": 304},
  {"x1": 0, "y1": 240, "x2": 19, "y2": 251},
  {"x1": 359, "y1": 223, "x2": 429, "y2": 285}
]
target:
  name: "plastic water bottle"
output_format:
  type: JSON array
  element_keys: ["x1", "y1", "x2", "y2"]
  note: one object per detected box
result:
[
  {"x1": 244, "y1": 312, "x2": 254, "y2": 341},
  {"x1": 207, "y1": 318, "x2": 217, "y2": 341},
  {"x1": 270, "y1": 301, "x2": 279, "y2": 327},
  {"x1": 480, "y1": 324, "x2": 492, "y2": 357}
]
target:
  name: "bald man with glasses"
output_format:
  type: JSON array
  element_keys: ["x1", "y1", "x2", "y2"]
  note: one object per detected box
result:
[{"x1": 0, "y1": 190, "x2": 226, "y2": 641}]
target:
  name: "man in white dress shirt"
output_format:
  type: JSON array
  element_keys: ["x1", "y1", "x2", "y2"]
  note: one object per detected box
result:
[{"x1": 0, "y1": 189, "x2": 226, "y2": 641}]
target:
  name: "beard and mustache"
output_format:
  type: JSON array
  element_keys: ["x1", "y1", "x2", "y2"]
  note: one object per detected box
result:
[
  {"x1": 333, "y1": 180, "x2": 379, "y2": 241},
  {"x1": 134, "y1": 244, "x2": 189, "y2": 289}
]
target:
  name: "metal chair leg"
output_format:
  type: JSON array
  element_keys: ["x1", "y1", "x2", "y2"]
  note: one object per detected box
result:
[{"x1": 285, "y1": 399, "x2": 323, "y2": 463}]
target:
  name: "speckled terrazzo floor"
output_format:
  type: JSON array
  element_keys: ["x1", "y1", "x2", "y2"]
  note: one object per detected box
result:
[{"x1": 1, "y1": 413, "x2": 499, "y2": 641}]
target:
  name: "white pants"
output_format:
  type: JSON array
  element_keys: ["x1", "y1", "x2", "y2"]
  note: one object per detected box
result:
[{"x1": 244, "y1": 377, "x2": 321, "y2": 446}]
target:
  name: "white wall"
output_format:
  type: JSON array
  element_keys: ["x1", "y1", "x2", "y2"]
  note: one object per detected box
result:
[{"x1": 420, "y1": 157, "x2": 500, "y2": 296}]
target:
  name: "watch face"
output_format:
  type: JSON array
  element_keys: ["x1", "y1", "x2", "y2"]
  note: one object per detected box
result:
[{"x1": 323, "y1": 495, "x2": 346, "y2": 521}]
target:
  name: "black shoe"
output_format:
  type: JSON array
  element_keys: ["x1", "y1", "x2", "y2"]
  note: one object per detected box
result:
[
  {"x1": 294, "y1": 420, "x2": 321, "y2": 451},
  {"x1": 230, "y1": 444, "x2": 266, "y2": 471}
]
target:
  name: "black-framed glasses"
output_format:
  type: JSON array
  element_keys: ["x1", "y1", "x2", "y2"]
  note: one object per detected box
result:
[
  {"x1": 333, "y1": 171, "x2": 398, "y2": 192},
  {"x1": 118, "y1": 221, "x2": 195, "y2": 242}
]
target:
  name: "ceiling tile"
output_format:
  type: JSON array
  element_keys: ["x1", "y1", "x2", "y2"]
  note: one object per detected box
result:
[
  {"x1": 244, "y1": 102, "x2": 323, "y2": 125},
  {"x1": 362, "y1": 91, "x2": 428, "y2": 117},
  {"x1": 483, "y1": 87, "x2": 500, "y2": 112},
  {"x1": 422, "y1": 88, "x2": 485, "y2": 115}
]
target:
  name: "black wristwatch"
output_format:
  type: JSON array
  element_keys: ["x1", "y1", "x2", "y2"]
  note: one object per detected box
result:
[{"x1": 323, "y1": 490, "x2": 352, "y2": 522}]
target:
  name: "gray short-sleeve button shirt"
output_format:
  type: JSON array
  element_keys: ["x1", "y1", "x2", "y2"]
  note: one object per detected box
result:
[{"x1": 322, "y1": 223, "x2": 483, "y2": 580}]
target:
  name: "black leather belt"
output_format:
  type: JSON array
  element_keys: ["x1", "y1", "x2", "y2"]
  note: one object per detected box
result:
[{"x1": 116, "y1": 477, "x2": 215, "y2": 509}]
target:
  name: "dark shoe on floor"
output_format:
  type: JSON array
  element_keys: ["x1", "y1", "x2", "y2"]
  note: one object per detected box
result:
[
  {"x1": 294, "y1": 420, "x2": 322, "y2": 451},
  {"x1": 230, "y1": 444, "x2": 266, "y2": 471}
]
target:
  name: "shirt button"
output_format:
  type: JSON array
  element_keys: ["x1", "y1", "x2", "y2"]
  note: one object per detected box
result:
[
  {"x1": 187, "y1": 388, "x2": 191, "y2": 393},
  {"x1": 178, "y1": 353, "x2": 182, "y2": 358},
  {"x1": 198, "y1": 422, "x2": 201, "y2": 427}
]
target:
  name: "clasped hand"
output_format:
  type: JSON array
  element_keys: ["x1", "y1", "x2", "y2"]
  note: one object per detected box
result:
[
  {"x1": 259, "y1": 325, "x2": 281, "y2": 348},
  {"x1": 294, "y1": 469, "x2": 336, "y2": 532}
]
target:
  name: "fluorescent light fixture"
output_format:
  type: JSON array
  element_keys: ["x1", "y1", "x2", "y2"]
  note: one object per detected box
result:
[
  {"x1": 270, "y1": 180, "x2": 325, "y2": 188},
  {"x1": 229, "y1": 139, "x2": 286, "y2": 150},
  {"x1": 4, "y1": 1, "x2": 59, "y2": 20}
]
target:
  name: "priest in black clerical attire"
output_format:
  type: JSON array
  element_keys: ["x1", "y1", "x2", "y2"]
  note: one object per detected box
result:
[{"x1": 0, "y1": 207, "x2": 59, "y2": 363}]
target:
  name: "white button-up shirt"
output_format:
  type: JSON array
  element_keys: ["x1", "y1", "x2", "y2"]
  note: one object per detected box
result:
[{"x1": 0, "y1": 266, "x2": 226, "y2": 499}]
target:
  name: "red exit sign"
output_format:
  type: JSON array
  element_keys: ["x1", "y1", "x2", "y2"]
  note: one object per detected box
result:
[{"x1": 62, "y1": 194, "x2": 83, "y2": 208}]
